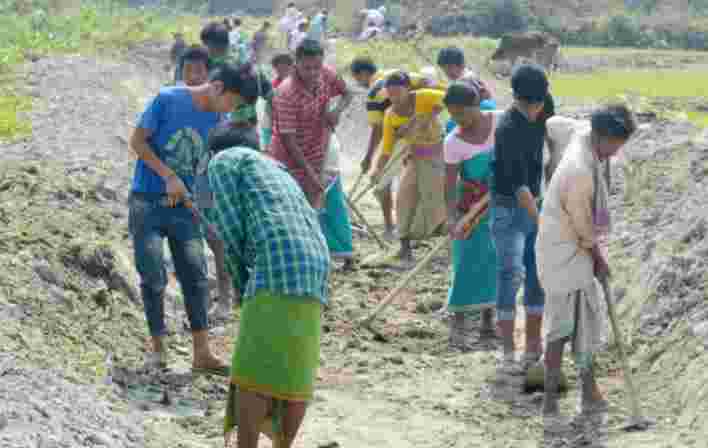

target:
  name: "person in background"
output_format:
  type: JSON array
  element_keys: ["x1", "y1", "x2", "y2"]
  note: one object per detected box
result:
[
  {"x1": 436, "y1": 46, "x2": 497, "y2": 134},
  {"x1": 372, "y1": 71, "x2": 447, "y2": 266},
  {"x1": 490, "y1": 63, "x2": 555, "y2": 374},
  {"x1": 174, "y1": 45, "x2": 209, "y2": 87},
  {"x1": 251, "y1": 21, "x2": 271, "y2": 64},
  {"x1": 271, "y1": 53, "x2": 294, "y2": 89},
  {"x1": 260, "y1": 53, "x2": 294, "y2": 150},
  {"x1": 169, "y1": 32, "x2": 186, "y2": 84},
  {"x1": 128, "y1": 63, "x2": 254, "y2": 376},
  {"x1": 349, "y1": 56, "x2": 445, "y2": 241},
  {"x1": 289, "y1": 20, "x2": 309, "y2": 54},
  {"x1": 537, "y1": 104, "x2": 636, "y2": 432},
  {"x1": 308, "y1": 9, "x2": 328, "y2": 43},
  {"x1": 279, "y1": 2, "x2": 300, "y2": 49}
]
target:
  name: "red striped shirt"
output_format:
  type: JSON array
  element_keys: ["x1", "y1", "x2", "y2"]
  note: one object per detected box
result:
[{"x1": 270, "y1": 65, "x2": 346, "y2": 193}]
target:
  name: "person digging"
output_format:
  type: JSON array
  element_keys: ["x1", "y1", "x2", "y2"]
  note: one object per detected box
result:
[
  {"x1": 128, "y1": 63, "x2": 259, "y2": 376},
  {"x1": 536, "y1": 104, "x2": 637, "y2": 433},
  {"x1": 201, "y1": 133, "x2": 331, "y2": 448}
]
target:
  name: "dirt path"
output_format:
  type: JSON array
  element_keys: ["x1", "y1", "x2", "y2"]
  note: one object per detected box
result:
[{"x1": 1, "y1": 42, "x2": 707, "y2": 448}]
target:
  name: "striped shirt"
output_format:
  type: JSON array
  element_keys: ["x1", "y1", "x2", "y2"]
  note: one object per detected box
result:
[
  {"x1": 206, "y1": 147, "x2": 331, "y2": 304},
  {"x1": 366, "y1": 70, "x2": 445, "y2": 126},
  {"x1": 269, "y1": 65, "x2": 346, "y2": 193}
]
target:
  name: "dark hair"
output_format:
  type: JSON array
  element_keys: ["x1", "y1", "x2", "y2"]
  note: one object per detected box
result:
[
  {"x1": 287, "y1": 2, "x2": 295, "y2": 7},
  {"x1": 437, "y1": 46, "x2": 465, "y2": 67},
  {"x1": 271, "y1": 53, "x2": 294, "y2": 66},
  {"x1": 350, "y1": 56, "x2": 377, "y2": 75},
  {"x1": 591, "y1": 104, "x2": 637, "y2": 140},
  {"x1": 208, "y1": 125, "x2": 260, "y2": 154},
  {"x1": 181, "y1": 45, "x2": 210, "y2": 68},
  {"x1": 295, "y1": 38, "x2": 324, "y2": 60},
  {"x1": 200, "y1": 22, "x2": 230, "y2": 49},
  {"x1": 209, "y1": 63, "x2": 261, "y2": 104},
  {"x1": 444, "y1": 81, "x2": 480, "y2": 107},
  {"x1": 232, "y1": 17, "x2": 242, "y2": 27},
  {"x1": 511, "y1": 63, "x2": 549, "y2": 103},
  {"x1": 384, "y1": 71, "x2": 411, "y2": 88}
]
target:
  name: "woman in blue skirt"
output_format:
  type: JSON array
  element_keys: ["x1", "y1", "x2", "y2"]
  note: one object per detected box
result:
[{"x1": 443, "y1": 80, "x2": 501, "y2": 349}]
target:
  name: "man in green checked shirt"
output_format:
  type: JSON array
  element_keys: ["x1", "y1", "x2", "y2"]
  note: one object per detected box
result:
[{"x1": 203, "y1": 128, "x2": 330, "y2": 448}]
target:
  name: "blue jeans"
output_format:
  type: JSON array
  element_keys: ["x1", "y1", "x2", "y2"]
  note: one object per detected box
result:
[
  {"x1": 490, "y1": 196, "x2": 545, "y2": 322},
  {"x1": 128, "y1": 193, "x2": 209, "y2": 337}
]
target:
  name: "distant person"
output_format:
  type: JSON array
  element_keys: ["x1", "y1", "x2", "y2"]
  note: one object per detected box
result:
[
  {"x1": 289, "y1": 20, "x2": 308, "y2": 54},
  {"x1": 437, "y1": 46, "x2": 497, "y2": 134},
  {"x1": 200, "y1": 21, "x2": 230, "y2": 63},
  {"x1": 251, "y1": 21, "x2": 271, "y2": 64},
  {"x1": 169, "y1": 32, "x2": 186, "y2": 84},
  {"x1": 271, "y1": 53, "x2": 294, "y2": 89},
  {"x1": 308, "y1": 9, "x2": 328, "y2": 43},
  {"x1": 279, "y1": 2, "x2": 300, "y2": 48},
  {"x1": 128, "y1": 63, "x2": 258, "y2": 376},
  {"x1": 260, "y1": 53, "x2": 294, "y2": 150},
  {"x1": 358, "y1": 21, "x2": 383, "y2": 41},
  {"x1": 359, "y1": 5, "x2": 386, "y2": 32},
  {"x1": 537, "y1": 104, "x2": 636, "y2": 432},
  {"x1": 176, "y1": 45, "x2": 209, "y2": 87}
]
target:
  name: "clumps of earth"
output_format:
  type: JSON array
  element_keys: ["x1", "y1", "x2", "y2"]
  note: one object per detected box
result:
[{"x1": 0, "y1": 355, "x2": 145, "y2": 448}]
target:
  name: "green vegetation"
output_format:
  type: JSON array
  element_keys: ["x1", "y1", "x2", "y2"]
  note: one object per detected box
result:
[
  {"x1": 550, "y1": 70, "x2": 708, "y2": 127},
  {"x1": 0, "y1": 1, "x2": 208, "y2": 142},
  {"x1": 0, "y1": 88, "x2": 31, "y2": 139}
]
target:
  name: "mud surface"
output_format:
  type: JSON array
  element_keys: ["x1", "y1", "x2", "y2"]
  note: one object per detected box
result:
[{"x1": 0, "y1": 40, "x2": 707, "y2": 448}]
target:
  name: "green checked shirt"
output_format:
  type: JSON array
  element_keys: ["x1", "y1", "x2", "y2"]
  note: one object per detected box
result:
[{"x1": 206, "y1": 147, "x2": 331, "y2": 304}]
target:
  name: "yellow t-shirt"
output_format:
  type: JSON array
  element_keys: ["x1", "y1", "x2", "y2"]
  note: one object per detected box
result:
[
  {"x1": 381, "y1": 89, "x2": 445, "y2": 156},
  {"x1": 366, "y1": 70, "x2": 445, "y2": 127}
]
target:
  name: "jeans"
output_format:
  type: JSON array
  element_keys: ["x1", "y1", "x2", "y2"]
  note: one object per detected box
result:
[
  {"x1": 129, "y1": 193, "x2": 209, "y2": 337},
  {"x1": 490, "y1": 196, "x2": 545, "y2": 322}
]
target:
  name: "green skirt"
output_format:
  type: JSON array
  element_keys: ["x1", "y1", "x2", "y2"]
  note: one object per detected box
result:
[{"x1": 224, "y1": 290, "x2": 322, "y2": 434}]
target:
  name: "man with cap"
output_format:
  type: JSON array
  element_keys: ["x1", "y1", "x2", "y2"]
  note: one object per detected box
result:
[{"x1": 490, "y1": 63, "x2": 555, "y2": 374}]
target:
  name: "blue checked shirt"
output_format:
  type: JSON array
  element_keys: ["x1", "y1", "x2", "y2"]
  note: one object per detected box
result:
[{"x1": 206, "y1": 147, "x2": 331, "y2": 304}]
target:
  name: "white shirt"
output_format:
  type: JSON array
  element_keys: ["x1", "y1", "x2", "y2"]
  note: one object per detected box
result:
[{"x1": 361, "y1": 9, "x2": 385, "y2": 28}]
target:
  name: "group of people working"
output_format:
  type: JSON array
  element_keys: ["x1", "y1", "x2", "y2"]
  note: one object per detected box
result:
[
  {"x1": 278, "y1": 2, "x2": 330, "y2": 53},
  {"x1": 349, "y1": 46, "x2": 637, "y2": 433},
  {"x1": 130, "y1": 17, "x2": 638, "y2": 444}
]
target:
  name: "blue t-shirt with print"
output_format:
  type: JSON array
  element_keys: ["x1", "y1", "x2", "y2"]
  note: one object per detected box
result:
[{"x1": 131, "y1": 87, "x2": 220, "y2": 195}]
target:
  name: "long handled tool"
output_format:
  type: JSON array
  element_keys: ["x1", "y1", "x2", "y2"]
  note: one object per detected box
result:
[
  {"x1": 347, "y1": 170, "x2": 366, "y2": 200},
  {"x1": 352, "y1": 144, "x2": 407, "y2": 206},
  {"x1": 600, "y1": 276, "x2": 654, "y2": 432},
  {"x1": 359, "y1": 196, "x2": 489, "y2": 340}
]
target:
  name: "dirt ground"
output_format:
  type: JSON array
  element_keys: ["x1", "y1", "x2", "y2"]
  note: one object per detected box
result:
[{"x1": 1, "y1": 39, "x2": 708, "y2": 448}]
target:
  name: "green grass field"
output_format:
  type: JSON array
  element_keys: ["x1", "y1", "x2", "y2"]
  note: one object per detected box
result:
[{"x1": 1, "y1": 3, "x2": 707, "y2": 141}]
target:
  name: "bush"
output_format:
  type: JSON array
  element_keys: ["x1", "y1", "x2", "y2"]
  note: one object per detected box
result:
[{"x1": 607, "y1": 14, "x2": 642, "y2": 47}]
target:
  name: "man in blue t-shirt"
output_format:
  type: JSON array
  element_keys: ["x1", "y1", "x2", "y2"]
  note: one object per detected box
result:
[{"x1": 128, "y1": 63, "x2": 259, "y2": 375}]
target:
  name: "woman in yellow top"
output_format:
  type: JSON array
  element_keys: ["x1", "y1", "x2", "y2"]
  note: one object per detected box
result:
[{"x1": 372, "y1": 71, "x2": 447, "y2": 265}]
